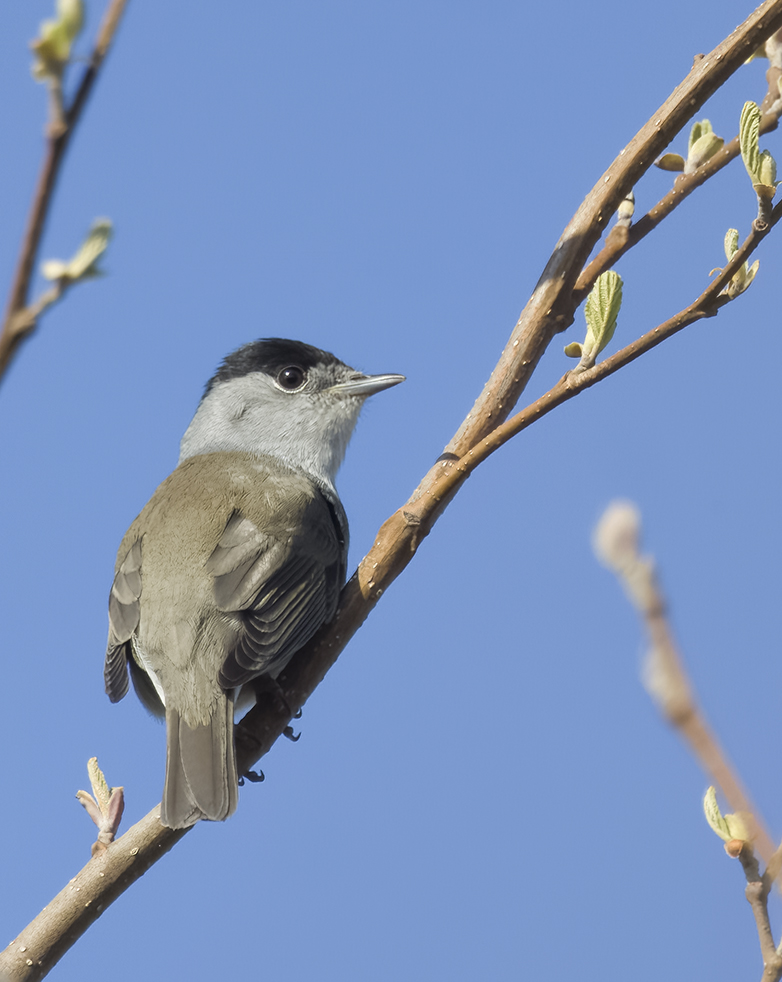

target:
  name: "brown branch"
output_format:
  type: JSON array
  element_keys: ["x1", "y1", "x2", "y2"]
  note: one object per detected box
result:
[
  {"x1": 594, "y1": 500, "x2": 782, "y2": 982},
  {"x1": 427, "y1": 203, "x2": 780, "y2": 488},
  {"x1": 4, "y1": 6, "x2": 782, "y2": 979},
  {"x1": 4, "y1": 113, "x2": 780, "y2": 982},
  {"x1": 0, "y1": 0, "x2": 129, "y2": 384},
  {"x1": 437, "y1": 0, "x2": 782, "y2": 465},
  {"x1": 574, "y1": 70, "x2": 782, "y2": 303},
  {"x1": 746, "y1": 885, "x2": 781, "y2": 978},
  {"x1": 739, "y1": 849, "x2": 782, "y2": 981},
  {"x1": 592, "y1": 504, "x2": 776, "y2": 867},
  {"x1": 0, "y1": 808, "x2": 187, "y2": 982},
  {"x1": 643, "y1": 586, "x2": 774, "y2": 861}
]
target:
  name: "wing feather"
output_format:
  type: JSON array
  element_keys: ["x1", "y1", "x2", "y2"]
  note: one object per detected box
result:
[
  {"x1": 104, "y1": 538, "x2": 143, "y2": 703},
  {"x1": 212, "y1": 500, "x2": 342, "y2": 689}
]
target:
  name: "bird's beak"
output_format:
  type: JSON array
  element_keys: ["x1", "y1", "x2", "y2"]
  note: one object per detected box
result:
[{"x1": 330, "y1": 373, "x2": 406, "y2": 397}]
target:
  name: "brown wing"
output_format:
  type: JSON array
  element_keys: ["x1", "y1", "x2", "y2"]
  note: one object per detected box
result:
[
  {"x1": 104, "y1": 537, "x2": 143, "y2": 703},
  {"x1": 210, "y1": 500, "x2": 343, "y2": 688}
]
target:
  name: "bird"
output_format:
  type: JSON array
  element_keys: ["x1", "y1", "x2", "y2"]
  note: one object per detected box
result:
[{"x1": 104, "y1": 338, "x2": 404, "y2": 829}]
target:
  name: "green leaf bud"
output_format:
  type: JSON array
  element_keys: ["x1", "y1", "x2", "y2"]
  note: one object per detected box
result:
[
  {"x1": 31, "y1": 0, "x2": 84, "y2": 81},
  {"x1": 655, "y1": 153, "x2": 685, "y2": 172},
  {"x1": 42, "y1": 218, "x2": 113, "y2": 283}
]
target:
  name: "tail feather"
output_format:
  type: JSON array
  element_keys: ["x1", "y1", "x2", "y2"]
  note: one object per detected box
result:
[{"x1": 161, "y1": 698, "x2": 238, "y2": 829}]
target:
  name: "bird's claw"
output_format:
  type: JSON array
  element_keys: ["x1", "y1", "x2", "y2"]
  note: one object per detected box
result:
[
  {"x1": 283, "y1": 725, "x2": 301, "y2": 742},
  {"x1": 240, "y1": 768, "x2": 265, "y2": 785}
]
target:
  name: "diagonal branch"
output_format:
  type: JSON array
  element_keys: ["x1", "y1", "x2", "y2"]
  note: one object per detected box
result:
[
  {"x1": 596, "y1": 503, "x2": 776, "y2": 861},
  {"x1": 6, "y1": 85, "x2": 782, "y2": 982},
  {"x1": 0, "y1": 0, "x2": 129, "y2": 384},
  {"x1": 595, "y1": 503, "x2": 782, "y2": 978},
  {"x1": 4, "y1": 5, "x2": 782, "y2": 981},
  {"x1": 574, "y1": 66, "x2": 782, "y2": 302},
  {"x1": 444, "y1": 204, "x2": 781, "y2": 480},
  {"x1": 440, "y1": 0, "x2": 782, "y2": 461}
]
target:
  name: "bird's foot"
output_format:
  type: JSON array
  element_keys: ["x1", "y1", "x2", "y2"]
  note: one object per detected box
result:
[{"x1": 240, "y1": 768, "x2": 265, "y2": 785}]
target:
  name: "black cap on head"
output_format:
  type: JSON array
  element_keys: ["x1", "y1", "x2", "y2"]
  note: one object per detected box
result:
[{"x1": 204, "y1": 339, "x2": 345, "y2": 396}]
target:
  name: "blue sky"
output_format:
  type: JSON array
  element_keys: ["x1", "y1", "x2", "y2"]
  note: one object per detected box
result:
[{"x1": 2, "y1": 2, "x2": 782, "y2": 979}]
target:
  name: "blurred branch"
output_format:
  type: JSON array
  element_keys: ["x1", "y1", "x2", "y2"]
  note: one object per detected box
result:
[
  {"x1": 0, "y1": 0, "x2": 128, "y2": 385},
  {"x1": 3, "y1": 4, "x2": 782, "y2": 980},
  {"x1": 594, "y1": 503, "x2": 782, "y2": 979},
  {"x1": 593, "y1": 502, "x2": 775, "y2": 861}
]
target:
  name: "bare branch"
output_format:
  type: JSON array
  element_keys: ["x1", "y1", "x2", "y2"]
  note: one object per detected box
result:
[
  {"x1": 7, "y1": 93, "x2": 781, "y2": 982},
  {"x1": 592, "y1": 504, "x2": 776, "y2": 864},
  {"x1": 4, "y1": 5, "x2": 782, "y2": 977},
  {"x1": 737, "y1": 848, "x2": 782, "y2": 982},
  {"x1": 0, "y1": 808, "x2": 185, "y2": 982},
  {"x1": 0, "y1": 0, "x2": 129, "y2": 384}
]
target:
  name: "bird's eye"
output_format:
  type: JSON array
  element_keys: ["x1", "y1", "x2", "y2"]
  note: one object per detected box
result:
[{"x1": 277, "y1": 365, "x2": 306, "y2": 390}]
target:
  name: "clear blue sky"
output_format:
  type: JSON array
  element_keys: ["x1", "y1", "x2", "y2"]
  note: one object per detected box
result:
[{"x1": 2, "y1": 2, "x2": 781, "y2": 979}]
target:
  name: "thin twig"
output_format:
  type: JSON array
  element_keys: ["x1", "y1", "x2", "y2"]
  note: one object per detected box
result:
[
  {"x1": 739, "y1": 848, "x2": 782, "y2": 982},
  {"x1": 3, "y1": 6, "x2": 782, "y2": 980},
  {"x1": 438, "y1": 0, "x2": 782, "y2": 464},
  {"x1": 594, "y1": 502, "x2": 776, "y2": 860},
  {"x1": 746, "y1": 878, "x2": 777, "y2": 970},
  {"x1": 424, "y1": 203, "x2": 781, "y2": 493},
  {"x1": 646, "y1": 587, "x2": 774, "y2": 860},
  {"x1": 0, "y1": 0, "x2": 129, "y2": 384},
  {"x1": 573, "y1": 68, "x2": 782, "y2": 302},
  {"x1": 594, "y1": 503, "x2": 782, "y2": 979},
  {"x1": 5, "y1": 92, "x2": 780, "y2": 982}
]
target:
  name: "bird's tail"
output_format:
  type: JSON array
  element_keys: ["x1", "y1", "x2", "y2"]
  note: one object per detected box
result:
[{"x1": 161, "y1": 696, "x2": 238, "y2": 829}]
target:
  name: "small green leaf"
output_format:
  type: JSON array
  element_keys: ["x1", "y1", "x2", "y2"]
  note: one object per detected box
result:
[
  {"x1": 584, "y1": 270, "x2": 622, "y2": 359},
  {"x1": 57, "y1": 0, "x2": 84, "y2": 38},
  {"x1": 720, "y1": 227, "x2": 760, "y2": 298},
  {"x1": 739, "y1": 101, "x2": 777, "y2": 211},
  {"x1": 42, "y1": 218, "x2": 113, "y2": 283},
  {"x1": 688, "y1": 119, "x2": 713, "y2": 153},
  {"x1": 727, "y1": 258, "x2": 759, "y2": 299},
  {"x1": 685, "y1": 131, "x2": 724, "y2": 174},
  {"x1": 758, "y1": 149, "x2": 777, "y2": 187},
  {"x1": 31, "y1": 0, "x2": 84, "y2": 81},
  {"x1": 740, "y1": 101, "x2": 762, "y2": 182},
  {"x1": 703, "y1": 786, "x2": 754, "y2": 855},
  {"x1": 569, "y1": 271, "x2": 623, "y2": 371},
  {"x1": 724, "y1": 228, "x2": 739, "y2": 261},
  {"x1": 703, "y1": 787, "x2": 732, "y2": 841}
]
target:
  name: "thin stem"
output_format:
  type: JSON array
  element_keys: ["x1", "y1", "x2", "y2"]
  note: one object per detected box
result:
[
  {"x1": 737, "y1": 849, "x2": 782, "y2": 981},
  {"x1": 574, "y1": 75, "x2": 782, "y2": 302},
  {"x1": 0, "y1": 0, "x2": 129, "y2": 384},
  {"x1": 0, "y1": 807, "x2": 186, "y2": 982},
  {"x1": 440, "y1": 0, "x2": 782, "y2": 463},
  {"x1": 3, "y1": 5, "x2": 782, "y2": 979},
  {"x1": 455, "y1": 205, "x2": 780, "y2": 481}
]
